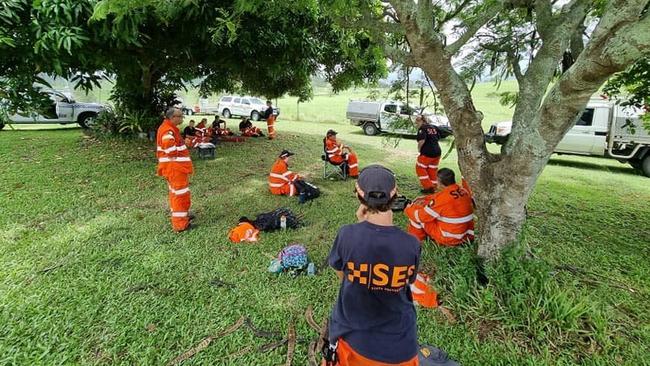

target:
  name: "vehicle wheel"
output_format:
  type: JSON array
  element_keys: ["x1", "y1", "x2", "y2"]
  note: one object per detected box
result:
[
  {"x1": 78, "y1": 113, "x2": 97, "y2": 129},
  {"x1": 363, "y1": 122, "x2": 379, "y2": 136},
  {"x1": 641, "y1": 155, "x2": 650, "y2": 178},
  {"x1": 222, "y1": 109, "x2": 231, "y2": 119},
  {"x1": 251, "y1": 110, "x2": 260, "y2": 121},
  {"x1": 629, "y1": 159, "x2": 642, "y2": 170}
]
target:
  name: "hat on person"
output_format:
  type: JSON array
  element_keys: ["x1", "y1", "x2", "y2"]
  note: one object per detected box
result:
[
  {"x1": 326, "y1": 129, "x2": 338, "y2": 137},
  {"x1": 279, "y1": 150, "x2": 295, "y2": 158},
  {"x1": 357, "y1": 164, "x2": 396, "y2": 206}
]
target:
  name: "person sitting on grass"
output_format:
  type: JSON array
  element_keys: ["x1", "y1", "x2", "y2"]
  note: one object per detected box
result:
[
  {"x1": 238, "y1": 117, "x2": 264, "y2": 137},
  {"x1": 404, "y1": 168, "x2": 474, "y2": 246},
  {"x1": 268, "y1": 150, "x2": 301, "y2": 196},
  {"x1": 182, "y1": 119, "x2": 196, "y2": 138},
  {"x1": 324, "y1": 164, "x2": 421, "y2": 366},
  {"x1": 212, "y1": 115, "x2": 234, "y2": 136}
]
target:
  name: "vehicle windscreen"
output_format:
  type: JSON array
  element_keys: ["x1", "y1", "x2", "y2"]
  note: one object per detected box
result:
[{"x1": 251, "y1": 98, "x2": 263, "y2": 105}]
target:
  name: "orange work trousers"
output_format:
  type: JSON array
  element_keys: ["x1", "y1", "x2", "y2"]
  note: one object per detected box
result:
[
  {"x1": 165, "y1": 170, "x2": 191, "y2": 231},
  {"x1": 416, "y1": 155, "x2": 440, "y2": 190},
  {"x1": 322, "y1": 338, "x2": 418, "y2": 366},
  {"x1": 267, "y1": 115, "x2": 277, "y2": 139},
  {"x1": 330, "y1": 153, "x2": 359, "y2": 177}
]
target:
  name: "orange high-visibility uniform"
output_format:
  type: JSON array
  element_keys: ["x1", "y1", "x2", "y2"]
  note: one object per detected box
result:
[
  {"x1": 416, "y1": 155, "x2": 440, "y2": 190},
  {"x1": 241, "y1": 126, "x2": 263, "y2": 137},
  {"x1": 410, "y1": 272, "x2": 438, "y2": 308},
  {"x1": 404, "y1": 183, "x2": 474, "y2": 246},
  {"x1": 268, "y1": 158, "x2": 300, "y2": 196},
  {"x1": 156, "y1": 119, "x2": 193, "y2": 232},
  {"x1": 326, "y1": 338, "x2": 418, "y2": 366},
  {"x1": 267, "y1": 114, "x2": 277, "y2": 139},
  {"x1": 228, "y1": 222, "x2": 260, "y2": 243},
  {"x1": 325, "y1": 137, "x2": 359, "y2": 177}
]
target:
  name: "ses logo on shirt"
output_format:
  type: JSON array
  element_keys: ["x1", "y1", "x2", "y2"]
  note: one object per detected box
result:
[{"x1": 346, "y1": 262, "x2": 416, "y2": 293}]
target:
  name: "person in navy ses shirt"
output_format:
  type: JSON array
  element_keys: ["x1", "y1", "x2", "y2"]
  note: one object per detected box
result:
[{"x1": 325, "y1": 164, "x2": 421, "y2": 366}]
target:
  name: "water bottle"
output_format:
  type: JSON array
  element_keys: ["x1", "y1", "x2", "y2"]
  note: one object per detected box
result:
[
  {"x1": 280, "y1": 215, "x2": 287, "y2": 230},
  {"x1": 307, "y1": 262, "x2": 316, "y2": 276}
]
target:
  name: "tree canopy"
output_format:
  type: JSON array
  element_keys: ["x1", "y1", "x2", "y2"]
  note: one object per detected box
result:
[
  {"x1": 0, "y1": 0, "x2": 387, "y2": 116},
  {"x1": 319, "y1": 0, "x2": 650, "y2": 258}
]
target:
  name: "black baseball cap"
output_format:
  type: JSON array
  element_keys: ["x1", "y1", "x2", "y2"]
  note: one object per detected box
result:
[
  {"x1": 357, "y1": 164, "x2": 396, "y2": 206},
  {"x1": 326, "y1": 129, "x2": 337, "y2": 136},
  {"x1": 279, "y1": 150, "x2": 295, "y2": 158}
]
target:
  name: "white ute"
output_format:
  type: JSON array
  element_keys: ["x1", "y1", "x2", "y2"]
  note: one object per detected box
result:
[
  {"x1": 485, "y1": 98, "x2": 650, "y2": 177},
  {"x1": 1, "y1": 90, "x2": 105, "y2": 130},
  {"x1": 347, "y1": 100, "x2": 449, "y2": 136}
]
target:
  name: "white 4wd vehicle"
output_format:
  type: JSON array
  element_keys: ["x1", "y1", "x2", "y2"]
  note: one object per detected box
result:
[
  {"x1": 347, "y1": 100, "x2": 450, "y2": 136},
  {"x1": 201, "y1": 95, "x2": 279, "y2": 121},
  {"x1": 485, "y1": 98, "x2": 650, "y2": 177},
  {"x1": 1, "y1": 90, "x2": 105, "y2": 130}
]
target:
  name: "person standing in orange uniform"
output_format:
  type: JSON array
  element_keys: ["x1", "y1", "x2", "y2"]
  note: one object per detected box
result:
[
  {"x1": 324, "y1": 129, "x2": 359, "y2": 178},
  {"x1": 263, "y1": 100, "x2": 277, "y2": 140},
  {"x1": 156, "y1": 107, "x2": 194, "y2": 232},
  {"x1": 268, "y1": 150, "x2": 301, "y2": 196},
  {"x1": 415, "y1": 115, "x2": 442, "y2": 193}
]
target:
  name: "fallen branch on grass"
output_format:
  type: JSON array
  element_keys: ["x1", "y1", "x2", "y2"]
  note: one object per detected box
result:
[
  {"x1": 285, "y1": 322, "x2": 296, "y2": 366},
  {"x1": 167, "y1": 317, "x2": 245, "y2": 365}
]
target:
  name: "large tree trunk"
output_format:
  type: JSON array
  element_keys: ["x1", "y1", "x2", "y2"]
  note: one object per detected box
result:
[{"x1": 470, "y1": 155, "x2": 545, "y2": 259}]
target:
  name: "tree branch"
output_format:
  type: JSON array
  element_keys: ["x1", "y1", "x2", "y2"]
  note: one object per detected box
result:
[
  {"x1": 384, "y1": 46, "x2": 418, "y2": 67},
  {"x1": 507, "y1": 50, "x2": 524, "y2": 83},
  {"x1": 441, "y1": 0, "x2": 472, "y2": 25},
  {"x1": 536, "y1": 0, "x2": 650, "y2": 151},
  {"x1": 445, "y1": 2, "x2": 503, "y2": 55}
]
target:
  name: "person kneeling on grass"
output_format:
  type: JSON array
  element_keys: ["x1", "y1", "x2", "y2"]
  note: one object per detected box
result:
[
  {"x1": 325, "y1": 164, "x2": 421, "y2": 366},
  {"x1": 404, "y1": 168, "x2": 474, "y2": 246}
]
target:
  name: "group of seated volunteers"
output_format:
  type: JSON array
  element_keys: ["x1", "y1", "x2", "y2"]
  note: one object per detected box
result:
[
  {"x1": 182, "y1": 118, "x2": 217, "y2": 147},
  {"x1": 181, "y1": 115, "x2": 266, "y2": 147}
]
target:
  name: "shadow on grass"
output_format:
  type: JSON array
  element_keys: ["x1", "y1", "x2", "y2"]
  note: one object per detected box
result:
[{"x1": 547, "y1": 157, "x2": 640, "y2": 176}]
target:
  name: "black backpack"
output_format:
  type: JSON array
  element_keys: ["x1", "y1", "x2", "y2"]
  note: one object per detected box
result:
[
  {"x1": 294, "y1": 179, "x2": 320, "y2": 203},
  {"x1": 253, "y1": 208, "x2": 302, "y2": 232}
]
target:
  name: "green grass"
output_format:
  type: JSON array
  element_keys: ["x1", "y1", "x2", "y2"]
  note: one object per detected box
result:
[
  {"x1": 0, "y1": 83, "x2": 650, "y2": 365},
  {"x1": 1, "y1": 86, "x2": 649, "y2": 365}
]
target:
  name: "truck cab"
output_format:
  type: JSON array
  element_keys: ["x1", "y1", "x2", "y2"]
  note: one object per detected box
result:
[
  {"x1": 485, "y1": 99, "x2": 650, "y2": 177},
  {"x1": 2, "y1": 90, "x2": 105, "y2": 129},
  {"x1": 347, "y1": 100, "x2": 449, "y2": 136}
]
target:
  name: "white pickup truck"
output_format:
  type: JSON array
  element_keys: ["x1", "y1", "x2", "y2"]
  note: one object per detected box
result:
[
  {"x1": 0, "y1": 90, "x2": 105, "y2": 130},
  {"x1": 485, "y1": 98, "x2": 650, "y2": 177},
  {"x1": 347, "y1": 100, "x2": 450, "y2": 136}
]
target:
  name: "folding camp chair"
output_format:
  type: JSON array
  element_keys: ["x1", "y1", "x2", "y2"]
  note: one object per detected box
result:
[{"x1": 322, "y1": 139, "x2": 348, "y2": 180}]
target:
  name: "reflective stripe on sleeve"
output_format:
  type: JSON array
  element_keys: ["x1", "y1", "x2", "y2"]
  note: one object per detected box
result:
[
  {"x1": 424, "y1": 206, "x2": 439, "y2": 218},
  {"x1": 269, "y1": 173, "x2": 289, "y2": 181},
  {"x1": 171, "y1": 211, "x2": 188, "y2": 217},
  {"x1": 409, "y1": 220, "x2": 423, "y2": 229}
]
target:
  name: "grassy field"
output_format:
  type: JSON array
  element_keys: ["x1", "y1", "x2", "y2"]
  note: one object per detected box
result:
[
  {"x1": 1, "y1": 84, "x2": 649, "y2": 365},
  {"x1": 1, "y1": 129, "x2": 649, "y2": 365}
]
